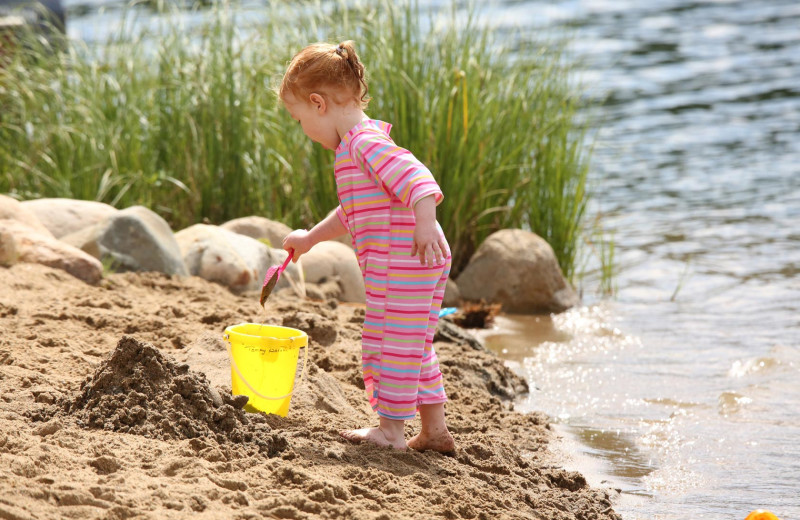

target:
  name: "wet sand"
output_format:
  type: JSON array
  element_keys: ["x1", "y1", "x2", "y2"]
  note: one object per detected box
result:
[{"x1": 0, "y1": 263, "x2": 620, "y2": 519}]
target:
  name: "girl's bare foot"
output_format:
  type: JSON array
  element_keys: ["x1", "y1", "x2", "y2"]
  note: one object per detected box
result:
[
  {"x1": 340, "y1": 426, "x2": 408, "y2": 450},
  {"x1": 408, "y1": 429, "x2": 455, "y2": 453},
  {"x1": 408, "y1": 402, "x2": 455, "y2": 453}
]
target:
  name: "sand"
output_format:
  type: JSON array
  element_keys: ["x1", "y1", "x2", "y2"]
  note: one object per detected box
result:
[{"x1": 0, "y1": 263, "x2": 621, "y2": 520}]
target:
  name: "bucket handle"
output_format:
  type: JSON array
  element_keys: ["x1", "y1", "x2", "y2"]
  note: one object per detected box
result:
[{"x1": 223, "y1": 334, "x2": 309, "y2": 402}]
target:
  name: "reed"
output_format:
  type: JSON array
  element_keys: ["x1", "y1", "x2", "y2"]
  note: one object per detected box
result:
[{"x1": 0, "y1": 0, "x2": 595, "y2": 280}]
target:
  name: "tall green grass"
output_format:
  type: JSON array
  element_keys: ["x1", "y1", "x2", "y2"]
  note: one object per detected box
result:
[{"x1": 0, "y1": 0, "x2": 594, "y2": 280}]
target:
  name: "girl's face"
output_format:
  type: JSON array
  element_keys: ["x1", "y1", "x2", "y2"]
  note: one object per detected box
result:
[{"x1": 283, "y1": 93, "x2": 340, "y2": 150}]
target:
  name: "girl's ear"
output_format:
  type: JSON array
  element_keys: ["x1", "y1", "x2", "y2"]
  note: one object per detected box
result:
[{"x1": 309, "y1": 93, "x2": 327, "y2": 114}]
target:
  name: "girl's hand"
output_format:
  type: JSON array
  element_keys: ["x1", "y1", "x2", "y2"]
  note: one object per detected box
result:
[
  {"x1": 412, "y1": 221, "x2": 448, "y2": 267},
  {"x1": 282, "y1": 229, "x2": 312, "y2": 262},
  {"x1": 281, "y1": 209, "x2": 349, "y2": 262}
]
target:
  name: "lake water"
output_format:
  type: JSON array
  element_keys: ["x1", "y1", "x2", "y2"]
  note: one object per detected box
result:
[
  {"x1": 479, "y1": 1, "x2": 800, "y2": 519},
  {"x1": 60, "y1": 0, "x2": 799, "y2": 518}
]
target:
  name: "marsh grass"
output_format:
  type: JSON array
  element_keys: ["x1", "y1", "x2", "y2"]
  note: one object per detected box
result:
[{"x1": 0, "y1": 0, "x2": 595, "y2": 279}]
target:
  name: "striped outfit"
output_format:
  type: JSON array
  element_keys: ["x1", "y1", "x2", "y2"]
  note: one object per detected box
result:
[{"x1": 334, "y1": 119, "x2": 450, "y2": 420}]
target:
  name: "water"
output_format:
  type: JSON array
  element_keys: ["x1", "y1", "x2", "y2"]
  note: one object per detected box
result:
[
  {"x1": 478, "y1": 1, "x2": 800, "y2": 518},
  {"x1": 58, "y1": 0, "x2": 800, "y2": 517}
]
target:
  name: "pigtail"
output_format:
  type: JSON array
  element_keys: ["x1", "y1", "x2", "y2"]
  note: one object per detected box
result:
[{"x1": 335, "y1": 40, "x2": 370, "y2": 108}]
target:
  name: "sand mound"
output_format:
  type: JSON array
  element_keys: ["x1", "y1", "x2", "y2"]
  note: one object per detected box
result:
[{"x1": 62, "y1": 335, "x2": 286, "y2": 455}]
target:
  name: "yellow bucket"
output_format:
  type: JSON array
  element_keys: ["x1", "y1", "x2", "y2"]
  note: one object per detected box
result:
[{"x1": 223, "y1": 323, "x2": 308, "y2": 417}]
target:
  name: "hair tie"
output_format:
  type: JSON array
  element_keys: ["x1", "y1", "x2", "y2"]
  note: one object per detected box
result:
[{"x1": 335, "y1": 44, "x2": 345, "y2": 57}]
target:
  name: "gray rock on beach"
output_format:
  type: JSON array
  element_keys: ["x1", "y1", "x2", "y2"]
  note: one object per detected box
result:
[
  {"x1": 300, "y1": 240, "x2": 365, "y2": 303},
  {"x1": 62, "y1": 205, "x2": 188, "y2": 276},
  {"x1": 175, "y1": 223, "x2": 303, "y2": 294},
  {"x1": 456, "y1": 229, "x2": 579, "y2": 314},
  {"x1": 0, "y1": 218, "x2": 103, "y2": 284},
  {"x1": 21, "y1": 198, "x2": 118, "y2": 239}
]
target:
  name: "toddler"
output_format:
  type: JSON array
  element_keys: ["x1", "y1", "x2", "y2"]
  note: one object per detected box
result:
[{"x1": 280, "y1": 41, "x2": 454, "y2": 453}]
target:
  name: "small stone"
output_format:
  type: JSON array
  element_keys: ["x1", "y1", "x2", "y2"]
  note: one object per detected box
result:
[{"x1": 208, "y1": 387, "x2": 223, "y2": 408}]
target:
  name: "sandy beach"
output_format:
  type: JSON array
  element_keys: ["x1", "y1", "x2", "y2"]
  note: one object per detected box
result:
[{"x1": 0, "y1": 262, "x2": 620, "y2": 519}]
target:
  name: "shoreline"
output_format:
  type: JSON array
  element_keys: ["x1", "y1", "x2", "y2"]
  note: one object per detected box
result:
[
  {"x1": 478, "y1": 314, "x2": 637, "y2": 494},
  {"x1": 478, "y1": 314, "x2": 641, "y2": 514},
  {"x1": 0, "y1": 263, "x2": 621, "y2": 519}
]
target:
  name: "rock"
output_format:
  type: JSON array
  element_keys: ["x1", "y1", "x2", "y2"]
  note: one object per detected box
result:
[
  {"x1": 434, "y1": 319, "x2": 484, "y2": 351},
  {"x1": 0, "y1": 194, "x2": 52, "y2": 236},
  {"x1": 443, "y1": 278, "x2": 461, "y2": 307},
  {"x1": 175, "y1": 224, "x2": 303, "y2": 294},
  {"x1": 300, "y1": 241, "x2": 364, "y2": 303},
  {"x1": 0, "y1": 221, "x2": 17, "y2": 266},
  {"x1": 21, "y1": 198, "x2": 118, "y2": 238},
  {"x1": 221, "y1": 216, "x2": 292, "y2": 249},
  {"x1": 456, "y1": 229, "x2": 579, "y2": 313},
  {"x1": 62, "y1": 205, "x2": 188, "y2": 276},
  {"x1": 0, "y1": 219, "x2": 103, "y2": 283}
]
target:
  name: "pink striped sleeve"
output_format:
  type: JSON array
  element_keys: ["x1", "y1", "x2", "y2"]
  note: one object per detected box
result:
[{"x1": 349, "y1": 130, "x2": 443, "y2": 208}]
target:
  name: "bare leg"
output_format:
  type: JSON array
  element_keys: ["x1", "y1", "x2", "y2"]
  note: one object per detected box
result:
[
  {"x1": 340, "y1": 415, "x2": 408, "y2": 450},
  {"x1": 408, "y1": 402, "x2": 455, "y2": 453}
]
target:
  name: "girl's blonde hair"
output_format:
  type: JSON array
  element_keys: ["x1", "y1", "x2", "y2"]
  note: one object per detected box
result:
[{"x1": 278, "y1": 40, "x2": 369, "y2": 108}]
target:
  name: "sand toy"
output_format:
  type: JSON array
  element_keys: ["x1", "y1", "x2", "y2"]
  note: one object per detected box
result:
[
  {"x1": 260, "y1": 249, "x2": 293, "y2": 306},
  {"x1": 223, "y1": 323, "x2": 308, "y2": 416}
]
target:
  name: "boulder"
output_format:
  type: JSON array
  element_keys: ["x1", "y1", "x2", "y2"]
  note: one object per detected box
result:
[
  {"x1": 0, "y1": 219, "x2": 103, "y2": 284},
  {"x1": 21, "y1": 198, "x2": 118, "y2": 238},
  {"x1": 61, "y1": 205, "x2": 188, "y2": 276},
  {"x1": 175, "y1": 224, "x2": 303, "y2": 294},
  {"x1": 456, "y1": 229, "x2": 579, "y2": 314},
  {"x1": 221, "y1": 216, "x2": 292, "y2": 248},
  {"x1": 443, "y1": 278, "x2": 461, "y2": 307},
  {"x1": 0, "y1": 194, "x2": 52, "y2": 236},
  {"x1": 301, "y1": 240, "x2": 365, "y2": 303}
]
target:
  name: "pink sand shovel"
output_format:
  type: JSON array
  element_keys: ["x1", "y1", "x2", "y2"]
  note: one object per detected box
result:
[{"x1": 259, "y1": 249, "x2": 294, "y2": 306}]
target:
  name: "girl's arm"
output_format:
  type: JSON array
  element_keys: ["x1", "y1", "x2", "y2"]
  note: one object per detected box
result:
[
  {"x1": 348, "y1": 131, "x2": 443, "y2": 211},
  {"x1": 282, "y1": 208, "x2": 348, "y2": 262},
  {"x1": 411, "y1": 195, "x2": 449, "y2": 267},
  {"x1": 347, "y1": 130, "x2": 448, "y2": 266}
]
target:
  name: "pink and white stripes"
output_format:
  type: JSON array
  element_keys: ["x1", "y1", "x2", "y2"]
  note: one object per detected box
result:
[{"x1": 333, "y1": 120, "x2": 450, "y2": 420}]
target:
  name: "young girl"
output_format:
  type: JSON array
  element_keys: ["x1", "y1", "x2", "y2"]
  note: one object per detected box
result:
[{"x1": 279, "y1": 41, "x2": 455, "y2": 453}]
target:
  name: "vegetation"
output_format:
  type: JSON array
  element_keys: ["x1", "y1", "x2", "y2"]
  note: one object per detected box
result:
[{"x1": 0, "y1": 0, "x2": 594, "y2": 280}]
